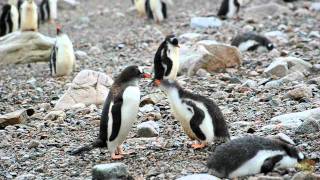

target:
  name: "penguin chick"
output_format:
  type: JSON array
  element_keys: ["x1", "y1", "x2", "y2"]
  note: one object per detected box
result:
[
  {"x1": 49, "y1": 25, "x2": 76, "y2": 76},
  {"x1": 40, "y1": 0, "x2": 58, "y2": 24},
  {"x1": 20, "y1": 0, "x2": 38, "y2": 31},
  {"x1": 153, "y1": 35, "x2": 180, "y2": 86},
  {"x1": 207, "y1": 136, "x2": 305, "y2": 178},
  {"x1": 71, "y1": 66, "x2": 151, "y2": 160},
  {"x1": 0, "y1": 2, "x2": 19, "y2": 36},
  {"x1": 160, "y1": 80, "x2": 230, "y2": 149},
  {"x1": 145, "y1": 0, "x2": 168, "y2": 23},
  {"x1": 217, "y1": 0, "x2": 240, "y2": 19},
  {"x1": 133, "y1": 0, "x2": 147, "y2": 17},
  {"x1": 231, "y1": 32, "x2": 274, "y2": 52}
]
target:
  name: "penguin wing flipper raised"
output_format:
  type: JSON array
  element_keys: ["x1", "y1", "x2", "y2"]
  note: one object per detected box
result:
[
  {"x1": 185, "y1": 100, "x2": 206, "y2": 141},
  {"x1": 108, "y1": 99, "x2": 123, "y2": 142},
  {"x1": 261, "y1": 155, "x2": 283, "y2": 174}
]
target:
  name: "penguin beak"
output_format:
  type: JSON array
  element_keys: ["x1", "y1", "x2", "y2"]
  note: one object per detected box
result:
[
  {"x1": 142, "y1": 73, "x2": 152, "y2": 79},
  {"x1": 176, "y1": 44, "x2": 180, "y2": 48}
]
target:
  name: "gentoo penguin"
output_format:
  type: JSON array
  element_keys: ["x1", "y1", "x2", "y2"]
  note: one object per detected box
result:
[
  {"x1": 231, "y1": 32, "x2": 274, "y2": 52},
  {"x1": 71, "y1": 66, "x2": 151, "y2": 159},
  {"x1": 49, "y1": 25, "x2": 76, "y2": 76},
  {"x1": 40, "y1": 0, "x2": 57, "y2": 23},
  {"x1": 133, "y1": 0, "x2": 147, "y2": 17},
  {"x1": 153, "y1": 35, "x2": 180, "y2": 85},
  {"x1": 0, "y1": 0, "x2": 19, "y2": 36},
  {"x1": 160, "y1": 80, "x2": 230, "y2": 149},
  {"x1": 217, "y1": 0, "x2": 240, "y2": 19},
  {"x1": 145, "y1": 0, "x2": 169, "y2": 23},
  {"x1": 20, "y1": 0, "x2": 38, "y2": 32},
  {"x1": 207, "y1": 136, "x2": 305, "y2": 178}
]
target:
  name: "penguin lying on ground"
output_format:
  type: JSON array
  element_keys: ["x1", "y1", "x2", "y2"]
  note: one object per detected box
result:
[
  {"x1": 0, "y1": 0, "x2": 19, "y2": 36},
  {"x1": 160, "y1": 80, "x2": 230, "y2": 149},
  {"x1": 153, "y1": 35, "x2": 180, "y2": 86},
  {"x1": 207, "y1": 136, "x2": 305, "y2": 178},
  {"x1": 217, "y1": 0, "x2": 240, "y2": 19},
  {"x1": 40, "y1": 0, "x2": 58, "y2": 24},
  {"x1": 49, "y1": 25, "x2": 76, "y2": 76},
  {"x1": 20, "y1": 0, "x2": 38, "y2": 31},
  {"x1": 71, "y1": 66, "x2": 151, "y2": 160},
  {"x1": 231, "y1": 32, "x2": 274, "y2": 52}
]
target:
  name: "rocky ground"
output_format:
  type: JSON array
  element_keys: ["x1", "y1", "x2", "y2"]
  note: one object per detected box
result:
[{"x1": 0, "y1": 0, "x2": 320, "y2": 179}]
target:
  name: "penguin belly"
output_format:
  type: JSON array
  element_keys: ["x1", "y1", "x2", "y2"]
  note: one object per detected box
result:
[
  {"x1": 165, "y1": 45, "x2": 179, "y2": 80},
  {"x1": 226, "y1": 0, "x2": 237, "y2": 18},
  {"x1": 238, "y1": 40, "x2": 257, "y2": 52},
  {"x1": 136, "y1": 0, "x2": 146, "y2": 16},
  {"x1": 10, "y1": 5, "x2": 19, "y2": 32},
  {"x1": 21, "y1": 4, "x2": 38, "y2": 31},
  {"x1": 150, "y1": 0, "x2": 164, "y2": 22},
  {"x1": 228, "y1": 150, "x2": 285, "y2": 178},
  {"x1": 49, "y1": 0, "x2": 58, "y2": 20},
  {"x1": 192, "y1": 101, "x2": 215, "y2": 142},
  {"x1": 107, "y1": 86, "x2": 140, "y2": 154},
  {"x1": 55, "y1": 35, "x2": 75, "y2": 76}
]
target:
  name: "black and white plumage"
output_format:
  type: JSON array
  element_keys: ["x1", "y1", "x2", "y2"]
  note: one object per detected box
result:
[
  {"x1": 153, "y1": 35, "x2": 180, "y2": 85},
  {"x1": 160, "y1": 80, "x2": 230, "y2": 149},
  {"x1": 217, "y1": 0, "x2": 240, "y2": 19},
  {"x1": 207, "y1": 136, "x2": 305, "y2": 178},
  {"x1": 133, "y1": 0, "x2": 147, "y2": 17},
  {"x1": 40, "y1": 0, "x2": 57, "y2": 23},
  {"x1": 231, "y1": 32, "x2": 274, "y2": 52},
  {"x1": 20, "y1": 0, "x2": 38, "y2": 31},
  {"x1": 71, "y1": 66, "x2": 150, "y2": 159},
  {"x1": 145, "y1": 0, "x2": 170, "y2": 23},
  {"x1": 49, "y1": 26, "x2": 75, "y2": 76},
  {"x1": 0, "y1": 2, "x2": 19, "y2": 36}
]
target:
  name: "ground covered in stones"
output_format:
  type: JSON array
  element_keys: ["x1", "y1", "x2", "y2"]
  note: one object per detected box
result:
[{"x1": 0, "y1": 0, "x2": 320, "y2": 179}]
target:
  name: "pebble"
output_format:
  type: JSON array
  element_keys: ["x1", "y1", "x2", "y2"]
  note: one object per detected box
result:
[
  {"x1": 92, "y1": 163, "x2": 130, "y2": 180},
  {"x1": 137, "y1": 121, "x2": 159, "y2": 137}
]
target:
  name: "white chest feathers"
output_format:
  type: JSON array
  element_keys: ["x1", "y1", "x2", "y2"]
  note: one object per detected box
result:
[
  {"x1": 227, "y1": 0, "x2": 237, "y2": 18},
  {"x1": 135, "y1": 0, "x2": 146, "y2": 16},
  {"x1": 164, "y1": 44, "x2": 180, "y2": 80},
  {"x1": 20, "y1": 0, "x2": 38, "y2": 31},
  {"x1": 49, "y1": 0, "x2": 58, "y2": 20},
  {"x1": 149, "y1": 0, "x2": 164, "y2": 22},
  {"x1": 53, "y1": 34, "x2": 76, "y2": 76},
  {"x1": 10, "y1": 5, "x2": 19, "y2": 32}
]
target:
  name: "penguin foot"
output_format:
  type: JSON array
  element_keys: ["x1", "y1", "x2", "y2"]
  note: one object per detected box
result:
[
  {"x1": 111, "y1": 154, "x2": 124, "y2": 160},
  {"x1": 154, "y1": 79, "x2": 161, "y2": 86},
  {"x1": 191, "y1": 142, "x2": 207, "y2": 149}
]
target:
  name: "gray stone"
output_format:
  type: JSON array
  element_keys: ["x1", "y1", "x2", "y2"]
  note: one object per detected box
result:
[
  {"x1": 176, "y1": 174, "x2": 220, "y2": 180},
  {"x1": 190, "y1": 17, "x2": 222, "y2": 29},
  {"x1": 242, "y1": 80, "x2": 258, "y2": 88},
  {"x1": 140, "y1": 93, "x2": 165, "y2": 106},
  {"x1": 75, "y1": 50, "x2": 88, "y2": 60},
  {"x1": 244, "y1": 3, "x2": 291, "y2": 21},
  {"x1": 248, "y1": 176, "x2": 283, "y2": 180},
  {"x1": 28, "y1": 140, "x2": 40, "y2": 149},
  {"x1": 92, "y1": 163, "x2": 130, "y2": 180},
  {"x1": 295, "y1": 118, "x2": 320, "y2": 135},
  {"x1": 14, "y1": 174, "x2": 37, "y2": 180},
  {"x1": 44, "y1": 111, "x2": 66, "y2": 121},
  {"x1": 54, "y1": 70, "x2": 113, "y2": 110},
  {"x1": 264, "y1": 60, "x2": 288, "y2": 77},
  {"x1": 89, "y1": 46, "x2": 102, "y2": 55},
  {"x1": 137, "y1": 121, "x2": 159, "y2": 137},
  {"x1": 309, "y1": 31, "x2": 320, "y2": 38},
  {"x1": 287, "y1": 85, "x2": 313, "y2": 100},
  {"x1": 196, "y1": 40, "x2": 219, "y2": 46},
  {"x1": 196, "y1": 68, "x2": 210, "y2": 77},
  {"x1": 0, "y1": 109, "x2": 31, "y2": 128}
]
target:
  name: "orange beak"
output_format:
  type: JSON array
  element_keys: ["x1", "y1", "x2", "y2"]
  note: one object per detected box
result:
[{"x1": 143, "y1": 73, "x2": 152, "y2": 79}]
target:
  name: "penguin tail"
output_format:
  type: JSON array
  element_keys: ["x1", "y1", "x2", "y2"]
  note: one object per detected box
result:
[{"x1": 70, "y1": 139, "x2": 106, "y2": 155}]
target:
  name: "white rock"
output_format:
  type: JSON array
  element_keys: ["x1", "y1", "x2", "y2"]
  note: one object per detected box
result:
[
  {"x1": 177, "y1": 174, "x2": 220, "y2": 180},
  {"x1": 44, "y1": 111, "x2": 66, "y2": 121},
  {"x1": 264, "y1": 60, "x2": 288, "y2": 77},
  {"x1": 92, "y1": 163, "x2": 129, "y2": 180},
  {"x1": 75, "y1": 50, "x2": 88, "y2": 60},
  {"x1": 311, "y1": 2, "x2": 320, "y2": 11},
  {"x1": 191, "y1": 17, "x2": 222, "y2": 29},
  {"x1": 244, "y1": 3, "x2": 291, "y2": 21},
  {"x1": 137, "y1": 121, "x2": 159, "y2": 137},
  {"x1": 309, "y1": 31, "x2": 320, "y2": 38},
  {"x1": 242, "y1": 79, "x2": 258, "y2": 88}
]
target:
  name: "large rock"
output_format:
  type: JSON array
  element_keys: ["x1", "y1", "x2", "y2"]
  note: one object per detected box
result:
[
  {"x1": 137, "y1": 121, "x2": 159, "y2": 137},
  {"x1": 0, "y1": 109, "x2": 34, "y2": 128},
  {"x1": 54, "y1": 70, "x2": 113, "y2": 110},
  {"x1": 92, "y1": 163, "x2": 130, "y2": 180},
  {"x1": 295, "y1": 118, "x2": 320, "y2": 135},
  {"x1": 176, "y1": 174, "x2": 220, "y2": 180},
  {"x1": 190, "y1": 17, "x2": 222, "y2": 29},
  {"x1": 269, "y1": 108, "x2": 320, "y2": 129},
  {"x1": 244, "y1": 3, "x2": 291, "y2": 21},
  {"x1": 287, "y1": 85, "x2": 313, "y2": 100},
  {"x1": 0, "y1": 32, "x2": 55, "y2": 65},
  {"x1": 180, "y1": 43, "x2": 242, "y2": 76}
]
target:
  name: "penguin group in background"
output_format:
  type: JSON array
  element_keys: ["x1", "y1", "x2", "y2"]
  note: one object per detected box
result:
[
  {"x1": 217, "y1": 0, "x2": 240, "y2": 19},
  {"x1": 49, "y1": 25, "x2": 76, "y2": 76},
  {"x1": 231, "y1": 32, "x2": 274, "y2": 52},
  {"x1": 71, "y1": 66, "x2": 151, "y2": 159},
  {"x1": 20, "y1": 0, "x2": 38, "y2": 32},
  {"x1": 0, "y1": 0, "x2": 19, "y2": 37},
  {"x1": 160, "y1": 80, "x2": 230, "y2": 149},
  {"x1": 40, "y1": 0, "x2": 58, "y2": 24},
  {"x1": 207, "y1": 136, "x2": 305, "y2": 178},
  {"x1": 153, "y1": 35, "x2": 180, "y2": 85}
]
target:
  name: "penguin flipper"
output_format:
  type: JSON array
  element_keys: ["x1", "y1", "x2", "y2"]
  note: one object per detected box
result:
[
  {"x1": 49, "y1": 42, "x2": 57, "y2": 76},
  {"x1": 261, "y1": 155, "x2": 283, "y2": 174},
  {"x1": 161, "y1": 1, "x2": 167, "y2": 19},
  {"x1": 163, "y1": 57, "x2": 173, "y2": 77},
  {"x1": 247, "y1": 44, "x2": 260, "y2": 51},
  {"x1": 145, "y1": 0, "x2": 153, "y2": 19},
  {"x1": 108, "y1": 100, "x2": 123, "y2": 142},
  {"x1": 154, "y1": 42, "x2": 166, "y2": 80},
  {"x1": 185, "y1": 100, "x2": 206, "y2": 141}
]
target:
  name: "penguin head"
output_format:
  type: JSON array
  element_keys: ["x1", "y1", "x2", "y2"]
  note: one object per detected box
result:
[
  {"x1": 165, "y1": 35, "x2": 180, "y2": 47},
  {"x1": 116, "y1": 65, "x2": 151, "y2": 83},
  {"x1": 266, "y1": 43, "x2": 274, "y2": 51}
]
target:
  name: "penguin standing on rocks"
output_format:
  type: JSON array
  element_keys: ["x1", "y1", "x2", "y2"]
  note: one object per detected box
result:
[
  {"x1": 160, "y1": 80, "x2": 230, "y2": 149},
  {"x1": 49, "y1": 25, "x2": 76, "y2": 76},
  {"x1": 207, "y1": 136, "x2": 305, "y2": 178},
  {"x1": 20, "y1": 0, "x2": 38, "y2": 31},
  {"x1": 153, "y1": 35, "x2": 180, "y2": 86},
  {"x1": 0, "y1": 0, "x2": 19, "y2": 36},
  {"x1": 217, "y1": 0, "x2": 240, "y2": 19},
  {"x1": 71, "y1": 66, "x2": 151, "y2": 160},
  {"x1": 145, "y1": 0, "x2": 172, "y2": 23},
  {"x1": 40, "y1": 0, "x2": 58, "y2": 24},
  {"x1": 231, "y1": 32, "x2": 274, "y2": 52},
  {"x1": 133, "y1": 0, "x2": 147, "y2": 17}
]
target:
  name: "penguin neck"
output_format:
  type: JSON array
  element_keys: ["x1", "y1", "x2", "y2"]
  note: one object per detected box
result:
[{"x1": 166, "y1": 87, "x2": 183, "y2": 109}]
